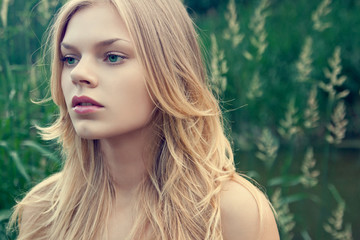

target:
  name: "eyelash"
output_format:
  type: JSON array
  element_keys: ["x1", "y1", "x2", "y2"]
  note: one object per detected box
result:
[
  {"x1": 104, "y1": 52, "x2": 127, "y2": 64},
  {"x1": 60, "y1": 53, "x2": 127, "y2": 66},
  {"x1": 60, "y1": 55, "x2": 78, "y2": 66}
]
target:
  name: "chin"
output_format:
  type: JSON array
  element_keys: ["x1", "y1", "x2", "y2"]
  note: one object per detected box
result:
[
  {"x1": 74, "y1": 127, "x2": 101, "y2": 140},
  {"x1": 76, "y1": 133, "x2": 99, "y2": 140}
]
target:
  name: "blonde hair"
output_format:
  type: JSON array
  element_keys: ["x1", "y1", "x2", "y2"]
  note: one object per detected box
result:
[{"x1": 9, "y1": 0, "x2": 264, "y2": 239}]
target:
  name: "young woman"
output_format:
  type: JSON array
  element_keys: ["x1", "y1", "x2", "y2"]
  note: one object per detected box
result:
[{"x1": 10, "y1": 0, "x2": 279, "y2": 239}]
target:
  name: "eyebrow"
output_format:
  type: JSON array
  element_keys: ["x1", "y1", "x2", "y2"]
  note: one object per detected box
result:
[{"x1": 60, "y1": 38, "x2": 131, "y2": 50}]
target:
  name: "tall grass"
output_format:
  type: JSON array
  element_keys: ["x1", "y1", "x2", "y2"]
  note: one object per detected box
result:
[
  {"x1": 211, "y1": 0, "x2": 359, "y2": 239},
  {"x1": 1, "y1": 0, "x2": 359, "y2": 239},
  {"x1": 0, "y1": 0, "x2": 61, "y2": 238}
]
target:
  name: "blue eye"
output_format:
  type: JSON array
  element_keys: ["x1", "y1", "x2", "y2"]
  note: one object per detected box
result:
[
  {"x1": 106, "y1": 54, "x2": 126, "y2": 64},
  {"x1": 61, "y1": 56, "x2": 78, "y2": 65}
]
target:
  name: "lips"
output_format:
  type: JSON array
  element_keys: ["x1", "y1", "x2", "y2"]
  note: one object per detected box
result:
[
  {"x1": 71, "y1": 96, "x2": 104, "y2": 114},
  {"x1": 72, "y1": 96, "x2": 104, "y2": 108}
]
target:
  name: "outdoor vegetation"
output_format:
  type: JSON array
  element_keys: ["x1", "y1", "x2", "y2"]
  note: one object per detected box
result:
[{"x1": 1, "y1": 0, "x2": 359, "y2": 239}]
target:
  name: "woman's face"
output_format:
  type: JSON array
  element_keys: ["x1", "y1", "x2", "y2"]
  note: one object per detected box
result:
[{"x1": 61, "y1": 3, "x2": 155, "y2": 140}]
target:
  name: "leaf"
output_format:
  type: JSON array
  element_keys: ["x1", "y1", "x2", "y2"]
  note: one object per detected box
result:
[
  {"x1": 243, "y1": 51, "x2": 253, "y2": 60},
  {"x1": 301, "y1": 230, "x2": 312, "y2": 240},
  {"x1": 268, "y1": 175, "x2": 302, "y2": 187},
  {"x1": 0, "y1": 209, "x2": 12, "y2": 222},
  {"x1": 0, "y1": 141, "x2": 9, "y2": 150},
  {"x1": 245, "y1": 170, "x2": 261, "y2": 180},
  {"x1": 0, "y1": 141, "x2": 30, "y2": 181},
  {"x1": 336, "y1": 90, "x2": 350, "y2": 100},
  {"x1": 22, "y1": 140, "x2": 58, "y2": 162},
  {"x1": 281, "y1": 193, "x2": 315, "y2": 204},
  {"x1": 9, "y1": 151, "x2": 30, "y2": 181},
  {"x1": 0, "y1": 0, "x2": 11, "y2": 27},
  {"x1": 328, "y1": 184, "x2": 345, "y2": 204}
]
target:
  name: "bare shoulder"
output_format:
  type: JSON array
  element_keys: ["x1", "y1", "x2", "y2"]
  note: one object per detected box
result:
[
  {"x1": 20, "y1": 173, "x2": 61, "y2": 222},
  {"x1": 220, "y1": 177, "x2": 279, "y2": 240},
  {"x1": 13, "y1": 173, "x2": 62, "y2": 238}
]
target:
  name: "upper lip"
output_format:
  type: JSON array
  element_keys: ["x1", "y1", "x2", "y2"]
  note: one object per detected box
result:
[{"x1": 72, "y1": 96, "x2": 104, "y2": 108}]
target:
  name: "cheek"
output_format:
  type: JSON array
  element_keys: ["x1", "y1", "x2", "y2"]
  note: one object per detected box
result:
[
  {"x1": 109, "y1": 64, "x2": 152, "y2": 108},
  {"x1": 107, "y1": 76, "x2": 154, "y2": 123},
  {"x1": 117, "y1": 80, "x2": 153, "y2": 112},
  {"x1": 60, "y1": 75, "x2": 72, "y2": 105}
]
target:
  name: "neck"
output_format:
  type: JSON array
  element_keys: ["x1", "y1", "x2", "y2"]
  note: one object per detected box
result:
[{"x1": 99, "y1": 124, "x2": 156, "y2": 199}]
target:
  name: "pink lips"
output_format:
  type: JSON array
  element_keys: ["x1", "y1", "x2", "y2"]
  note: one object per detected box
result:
[{"x1": 72, "y1": 96, "x2": 104, "y2": 114}]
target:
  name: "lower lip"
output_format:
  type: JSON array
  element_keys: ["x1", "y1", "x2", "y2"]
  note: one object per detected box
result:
[{"x1": 73, "y1": 106, "x2": 103, "y2": 114}]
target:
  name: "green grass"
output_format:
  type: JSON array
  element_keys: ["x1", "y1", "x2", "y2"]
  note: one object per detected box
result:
[{"x1": 1, "y1": 0, "x2": 360, "y2": 239}]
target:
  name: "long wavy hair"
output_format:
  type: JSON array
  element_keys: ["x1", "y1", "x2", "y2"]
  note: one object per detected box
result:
[{"x1": 9, "y1": 0, "x2": 265, "y2": 239}]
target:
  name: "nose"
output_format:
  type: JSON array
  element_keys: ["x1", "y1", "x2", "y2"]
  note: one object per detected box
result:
[{"x1": 70, "y1": 57, "x2": 98, "y2": 88}]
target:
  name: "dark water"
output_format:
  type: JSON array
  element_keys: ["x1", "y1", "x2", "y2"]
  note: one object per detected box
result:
[
  {"x1": 236, "y1": 147, "x2": 360, "y2": 239},
  {"x1": 328, "y1": 149, "x2": 360, "y2": 239}
]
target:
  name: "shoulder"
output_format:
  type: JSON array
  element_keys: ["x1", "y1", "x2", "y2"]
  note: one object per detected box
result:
[
  {"x1": 9, "y1": 173, "x2": 61, "y2": 238},
  {"x1": 23, "y1": 172, "x2": 61, "y2": 203},
  {"x1": 220, "y1": 176, "x2": 279, "y2": 240},
  {"x1": 19, "y1": 173, "x2": 61, "y2": 226}
]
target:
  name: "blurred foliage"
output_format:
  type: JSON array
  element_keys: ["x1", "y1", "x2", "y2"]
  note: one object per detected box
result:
[
  {"x1": 1, "y1": 0, "x2": 360, "y2": 239},
  {"x1": 196, "y1": 0, "x2": 360, "y2": 239}
]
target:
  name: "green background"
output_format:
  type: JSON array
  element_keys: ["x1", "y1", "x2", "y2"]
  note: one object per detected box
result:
[{"x1": 1, "y1": 0, "x2": 359, "y2": 239}]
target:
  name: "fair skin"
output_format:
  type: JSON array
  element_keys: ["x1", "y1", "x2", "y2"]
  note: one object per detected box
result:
[
  {"x1": 221, "y1": 181, "x2": 280, "y2": 240},
  {"x1": 60, "y1": 4, "x2": 153, "y2": 238},
  {"x1": 60, "y1": 3, "x2": 279, "y2": 240}
]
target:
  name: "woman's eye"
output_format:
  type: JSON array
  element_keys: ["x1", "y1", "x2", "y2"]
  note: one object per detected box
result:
[
  {"x1": 61, "y1": 57, "x2": 78, "y2": 65},
  {"x1": 105, "y1": 54, "x2": 126, "y2": 64}
]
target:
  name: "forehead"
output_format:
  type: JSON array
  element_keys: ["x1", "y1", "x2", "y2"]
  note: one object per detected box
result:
[{"x1": 62, "y1": 3, "x2": 131, "y2": 44}]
